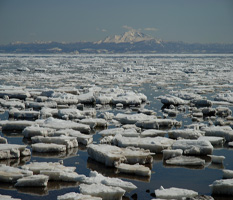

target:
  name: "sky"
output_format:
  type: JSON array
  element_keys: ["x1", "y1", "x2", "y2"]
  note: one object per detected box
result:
[{"x1": 0, "y1": 0, "x2": 233, "y2": 45}]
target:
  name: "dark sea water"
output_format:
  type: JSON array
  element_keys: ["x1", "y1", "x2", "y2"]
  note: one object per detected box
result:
[{"x1": 0, "y1": 53, "x2": 233, "y2": 200}]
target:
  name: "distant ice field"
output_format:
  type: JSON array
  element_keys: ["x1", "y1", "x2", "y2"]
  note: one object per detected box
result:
[{"x1": 0, "y1": 53, "x2": 233, "y2": 200}]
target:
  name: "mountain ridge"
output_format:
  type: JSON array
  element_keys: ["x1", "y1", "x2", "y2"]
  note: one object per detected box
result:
[{"x1": 0, "y1": 30, "x2": 233, "y2": 54}]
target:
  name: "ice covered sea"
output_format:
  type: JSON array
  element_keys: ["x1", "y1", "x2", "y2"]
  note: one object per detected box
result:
[{"x1": 0, "y1": 53, "x2": 233, "y2": 200}]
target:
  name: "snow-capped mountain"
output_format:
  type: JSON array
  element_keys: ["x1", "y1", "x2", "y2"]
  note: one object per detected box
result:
[{"x1": 96, "y1": 29, "x2": 160, "y2": 44}]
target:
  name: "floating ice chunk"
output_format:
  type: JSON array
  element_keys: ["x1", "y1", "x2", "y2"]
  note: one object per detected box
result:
[
  {"x1": 191, "y1": 99, "x2": 212, "y2": 107},
  {"x1": 98, "y1": 112, "x2": 114, "y2": 120},
  {"x1": 96, "y1": 95, "x2": 113, "y2": 105},
  {"x1": 201, "y1": 125, "x2": 233, "y2": 142},
  {"x1": 155, "y1": 186, "x2": 198, "y2": 199},
  {"x1": 214, "y1": 92, "x2": 233, "y2": 103},
  {"x1": 32, "y1": 143, "x2": 66, "y2": 152},
  {"x1": 9, "y1": 108, "x2": 39, "y2": 119},
  {"x1": 21, "y1": 162, "x2": 76, "y2": 174},
  {"x1": 166, "y1": 156, "x2": 205, "y2": 166},
  {"x1": 0, "y1": 90, "x2": 31, "y2": 100},
  {"x1": 0, "y1": 194, "x2": 21, "y2": 200},
  {"x1": 115, "y1": 113, "x2": 156, "y2": 125},
  {"x1": 99, "y1": 128, "x2": 124, "y2": 136},
  {"x1": 112, "y1": 92, "x2": 143, "y2": 106},
  {"x1": 0, "y1": 164, "x2": 33, "y2": 183},
  {"x1": 136, "y1": 118, "x2": 181, "y2": 129},
  {"x1": 222, "y1": 169, "x2": 233, "y2": 179},
  {"x1": 113, "y1": 134, "x2": 174, "y2": 153},
  {"x1": 79, "y1": 183, "x2": 125, "y2": 200},
  {"x1": 55, "y1": 129, "x2": 93, "y2": 145},
  {"x1": 168, "y1": 129, "x2": 203, "y2": 139},
  {"x1": 216, "y1": 106, "x2": 232, "y2": 117},
  {"x1": 173, "y1": 91, "x2": 203, "y2": 101},
  {"x1": 38, "y1": 117, "x2": 91, "y2": 134},
  {"x1": 198, "y1": 136, "x2": 225, "y2": 146},
  {"x1": 116, "y1": 163, "x2": 151, "y2": 177},
  {"x1": 140, "y1": 129, "x2": 166, "y2": 137},
  {"x1": 0, "y1": 144, "x2": 31, "y2": 159},
  {"x1": 0, "y1": 100, "x2": 25, "y2": 110},
  {"x1": 40, "y1": 107, "x2": 58, "y2": 119},
  {"x1": 202, "y1": 108, "x2": 216, "y2": 116},
  {"x1": 26, "y1": 101, "x2": 57, "y2": 109},
  {"x1": 162, "y1": 149, "x2": 183, "y2": 160},
  {"x1": 15, "y1": 174, "x2": 49, "y2": 187},
  {"x1": 0, "y1": 137, "x2": 7, "y2": 144},
  {"x1": 57, "y1": 192, "x2": 102, "y2": 200},
  {"x1": 208, "y1": 155, "x2": 225, "y2": 164},
  {"x1": 210, "y1": 179, "x2": 233, "y2": 195},
  {"x1": 80, "y1": 118, "x2": 107, "y2": 128},
  {"x1": 84, "y1": 171, "x2": 137, "y2": 192},
  {"x1": 172, "y1": 139, "x2": 213, "y2": 155},
  {"x1": 58, "y1": 109, "x2": 86, "y2": 120},
  {"x1": 160, "y1": 95, "x2": 188, "y2": 106},
  {"x1": 87, "y1": 144, "x2": 153, "y2": 167},
  {"x1": 77, "y1": 92, "x2": 96, "y2": 104},
  {"x1": 31, "y1": 135, "x2": 78, "y2": 149},
  {"x1": 22, "y1": 125, "x2": 55, "y2": 138},
  {"x1": 2, "y1": 120, "x2": 34, "y2": 131}
]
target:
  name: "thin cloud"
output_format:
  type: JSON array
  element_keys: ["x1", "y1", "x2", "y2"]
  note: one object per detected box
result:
[{"x1": 122, "y1": 25, "x2": 134, "y2": 30}]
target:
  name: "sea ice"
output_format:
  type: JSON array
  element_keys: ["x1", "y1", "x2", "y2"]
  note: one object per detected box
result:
[
  {"x1": 15, "y1": 174, "x2": 49, "y2": 187},
  {"x1": 0, "y1": 100, "x2": 25, "y2": 110},
  {"x1": 162, "y1": 149, "x2": 183, "y2": 160},
  {"x1": 210, "y1": 179, "x2": 233, "y2": 195},
  {"x1": 201, "y1": 125, "x2": 233, "y2": 141},
  {"x1": 0, "y1": 144, "x2": 31, "y2": 159},
  {"x1": 22, "y1": 125, "x2": 55, "y2": 138},
  {"x1": 168, "y1": 129, "x2": 203, "y2": 139},
  {"x1": 37, "y1": 117, "x2": 91, "y2": 134},
  {"x1": 115, "y1": 163, "x2": 151, "y2": 177},
  {"x1": 140, "y1": 129, "x2": 166, "y2": 137},
  {"x1": 31, "y1": 135, "x2": 78, "y2": 149},
  {"x1": 1, "y1": 120, "x2": 34, "y2": 131},
  {"x1": 0, "y1": 194, "x2": 21, "y2": 200},
  {"x1": 31, "y1": 143, "x2": 67, "y2": 152},
  {"x1": 208, "y1": 155, "x2": 225, "y2": 164},
  {"x1": 222, "y1": 169, "x2": 233, "y2": 179},
  {"x1": 166, "y1": 156, "x2": 205, "y2": 166},
  {"x1": 113, "y1": 134, "x2": 174, "y2": 153},
  {"x1": 197, "y1": 136, "x2": 225, "y2": 146},
  {"x1": 57, "y1": 192, "x2": 102, "y2": 200},
  {"x1": 84, "y1": 171, "x2": 137, "y2": 192},
  {"x1": 79, "y1": 118, "x2": 107, "y2": 128},
  {"x1": 79, "y1": 183, "x2": 125, "y2": 200},
  {"x1": 55, "y1": 129, "x2": 93, "y2": 145},
  {"x1": 191, "y1": 99, "x2": 212, "y2": 107},
  {"x1": 0, "y1": 164, "x2": 33, "y2": 183},
  {"x1": 9, "y1": 108, "x2": 39, "y2": 119},
  {"x1": 172, "y1": 139, "x2": 213, "y2": 155},
  {"x1": 160, "y1": 95, "x2": 188, "y2": 106},
  {"x1": 155, "y1": 186, "x2": 198, "y2": 199},
  {"x1": 216, "y1": 106, "x2": 232, "y2": 117},
  {"x1": 77, "y1": 92, "x2": 96, "y2": 104},
  {"x1": 0, "y1": 90, "x2": 31, "y2": 100},
  {"x1": 136, "y1": 118, "x2": 181, "y2": 129}
]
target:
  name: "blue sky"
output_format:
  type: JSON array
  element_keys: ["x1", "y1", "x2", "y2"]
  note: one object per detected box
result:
[{"x1": 0, "y1": 0, "x2": 233, "y2": 44}]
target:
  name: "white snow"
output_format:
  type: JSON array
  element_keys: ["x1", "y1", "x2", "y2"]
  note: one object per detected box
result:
[
  {"x1": 208, "y1": 155, "x2": 225, "y2": 164},
  {"x1": 32, "y1": 143, "x2": 66, "y2": 152},
  {"x1": 57, "y1": 192, "x2": 102, "y2": 200},
  {"x1": 222, "y1": 169, "x2": 233, "y2": 179},
  {"x1": 166, "y1": 156, "x2": 205, "y2": 166},
  {"x1": 79, "y1": 183, "x2": 125, "y2": 200},
  {"x1": 210, "y1": 179, "x2": 233, "y2": 195},
  {"x1": 162, "y1": 149, "x2": 183, "y2": 160},
  {"x1": 116, "y1": 163, "x2": 151, "y2": 177},
  {"x1": 168, "y1": 129, "x2": 203, "y2": 139},
  {"x1": 15, "y1": 175, "x2": 49, "y2": 187},
  {"x1": 155, "y1": 186, "x2": 198, "y2": 199}
]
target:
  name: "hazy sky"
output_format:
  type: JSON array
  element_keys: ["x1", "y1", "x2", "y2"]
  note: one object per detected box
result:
[{"x1": 1, "y1": 0, "x2": 233, "y2": 44}]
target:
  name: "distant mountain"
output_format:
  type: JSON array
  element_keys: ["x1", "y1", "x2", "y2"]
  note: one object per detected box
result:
[
  {"x1": 96, "y1": 29, "x2": 160, "y2": 44},
  {"x1": 0, "y1": 30, "x2": 233, "y2": 54}
]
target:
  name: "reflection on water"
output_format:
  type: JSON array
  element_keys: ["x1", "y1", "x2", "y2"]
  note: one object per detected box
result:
[{"x1": 0, "y1": 156, "x2": 30, "y2": 167}]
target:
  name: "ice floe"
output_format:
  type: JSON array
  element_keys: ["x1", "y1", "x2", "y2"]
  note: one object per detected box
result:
[
  {"x1": 210, "y1": 179, "x2": 233, "y2": 195},
  {"x1": 154, "y1": 186, "x2": 198, "y2": 199},
  {"x1": 79, "y1": 183, "x2": 125, "y2": 200},
  {"x1": 15, "y1": 174, "x2": 49, "y2": 187},
  {"x1": 57, "y1": 192, "x2": 102, "y2": 200},
  {"x1": 0, "y1": 144, "x2": 31, "y2": 159}
]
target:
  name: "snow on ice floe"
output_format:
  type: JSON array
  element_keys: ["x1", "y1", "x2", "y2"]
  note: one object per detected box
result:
[
  {"x1": 57, "y1": 192, "x2": 102, "y2": 200},
  {"x1": 197, "y1": 136, "x2": 225, "y2": 146},
  {"x1": 201, "y1": 125, "x2": 233, "y2": 141},
  {"x1": 15, "y1": 174, "x2": 49, "y2": 187},
  {"x1": 208, "y1": 155, "x2": 225, "y2": 164},
  {"x1": 55, "y1": 129, "x2": 93, "y2": 145},
  {"x1": 154, "y1": 186, "x2": 198, "y2": 199},
  {"x1": 1, "y1": 120, "x2": 35, "y2": 131},
  {"x1": 0, "y1": 90, "x2": 31, "y2": 100},
  {"x1": 32, "y1": 143, "x2": 66, "y2": 153},
  {"x1": 87, "y1": 144, "x2": 153, "y2": 167},
  {"x1": 79, "y1": 183, "x2": 125, "y2": 200},
  {"x1": 172, "y1": 139, "x2": 213, "y2": 155},
  {"x1": 99, "y1": 128, "x2": 139, "y2": 137},
  {"x1": 22, "y1": 125, "x2": 55, "y2": 138},
  {"x1": 162, "y1": 149, "x2": 183, "y2": 160},
  {"x1": 31, "y1": 135, "x2": 78, "y2": 149},
  {"x1": 168, "y1": 129, "x2": 203, "y2": 139},
  {"x1": 0, "y1": 144, "x2": 31, "y2": 159},
  {"x1": 83, "y1": 171, "x2": 137, "y2": 192},
  {"x1": 9, "y1": 108, "x2": 40, "y2": 120},
  {"x1": 160, "y1": 95, "x2": 188, "y2": 106},
  {"x1": 0, "y1": 99, "x2": 25, "y2": 110},
  {"x1": 112, "y1": 134, "x2": 174, "y2": 153},
  {"x1": 222, "y1": 169, "x2": 233, "y2": 179},
  {"x1": 115, "y1": 163, "x2": 151, "y2": 177},
  {"x1": 0, "y1": 194, "x2": 21, "y2": 200},
  {"x1": 140, "y1": 129, "x2": 166, "y2": 137},
  {"x1": 166, "y1": 156, "x2": 205, "y2": 166},
  {"x1": 210, "y1": 179, "x2": 233, "y2": 195},
  {"x1": 36, "y1": 117, "x2": 91, "y2": 134}
]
